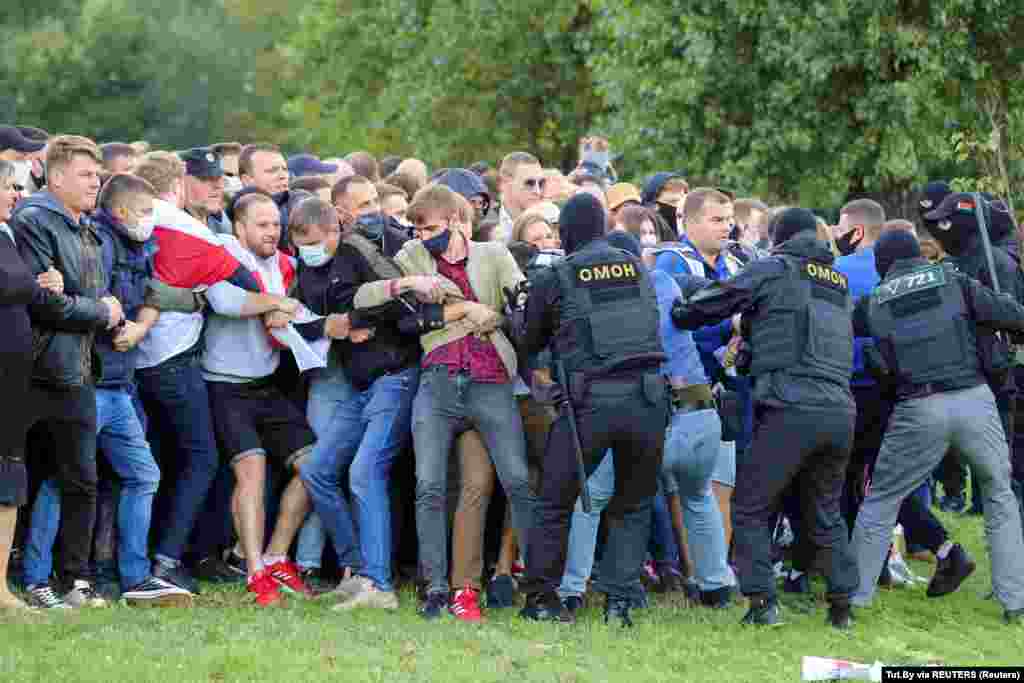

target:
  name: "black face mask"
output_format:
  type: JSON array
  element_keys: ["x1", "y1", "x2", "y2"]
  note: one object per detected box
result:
[
  {"x1": 656, "y1": 202, "x2": 677, "y2": 231},
  {"x1": 835, "y1": 228, "x2": 862, "y2": 256},
  {"x1": 355, "y1": 213, "x2": 387, "y2": 241},
  {"x1": 423, "y1": 228, "x2": 451, "y2": 257}
]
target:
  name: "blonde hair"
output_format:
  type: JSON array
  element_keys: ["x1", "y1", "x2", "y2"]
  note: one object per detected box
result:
[
  {"x1": 45, "y1": 135, "x2": 102, "y2": 173},
  {"x1": 408, "y1": 183, "x2": 462, "y2": 225},
  {"x1": 511, "y1": 212, "x2": 551, "y2": 243},
  {"x1": 134, "y1": 151, "x2": 186, "y2": 195}
]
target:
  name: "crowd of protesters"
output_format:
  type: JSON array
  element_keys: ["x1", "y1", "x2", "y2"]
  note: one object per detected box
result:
[{"x1": 0, "y1": 124, "x2": 1020, "y2": 628}]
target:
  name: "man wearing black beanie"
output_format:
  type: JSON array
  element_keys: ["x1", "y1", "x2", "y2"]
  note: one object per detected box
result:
[
  {"x1": 513, "y1": 193, "x2": 669, "y2": 627},
  {"x1": 672, "y1": 206, "x2": 859, "y2": 629},
  {"x1": 851, "y1": 229, "x2": 1024, "y2": 626}
]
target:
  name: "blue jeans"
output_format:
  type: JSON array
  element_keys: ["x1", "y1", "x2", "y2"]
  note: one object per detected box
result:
[
  {"x1": 136, "y1": 352, "x2": 220, "y2": 564},
  {"x1": 23, "y1": 389, "x2": 161, "y2": 589},
  {"x1": 558, "y1": 451, "x2": 616, "y2": 599},
  {"x1": 294, "y1": 365, "x2": 352, "y2": 570},
  {"x1": 661, "y1": 409, "x2": 731, "y2": 591},
  {"x1": 300, "y1": 367, "x2": 419, "y2": 591},
  {"x1": 412, "y1": 368, "x2": 534, "y2": 596},
  {"x1": 649, "y1": 492, "x2": 679, "y2": 565}
]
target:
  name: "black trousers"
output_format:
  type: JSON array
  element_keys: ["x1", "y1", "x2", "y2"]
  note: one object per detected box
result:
[
  {"x1": 735, "y1": 405, "x2": 857, "y2": 600},
  {"x1": 523, "y1": 376, "x2": 667, "y2": 601},
  {"x1": 26, "y1": 383, "x2": 98, "y2": 583}
]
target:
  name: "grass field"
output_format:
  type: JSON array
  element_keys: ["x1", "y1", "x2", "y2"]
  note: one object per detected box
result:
[{"x1": 1, "y1": 509, "x2": 1020, "y2": 683}]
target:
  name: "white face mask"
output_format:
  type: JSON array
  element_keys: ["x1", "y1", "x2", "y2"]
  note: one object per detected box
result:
[
  {"x1": 119, "y1": 213, "x2": 156, "y2": 243},
  {"x1": 11, "y1": 161, "x2": 32, "y2": 190},
  {"x1": 298, "y1": 243, "x2": 331, "y2": 268},
  {"x1": 224, "y1": 175, "x2": 243, "y2": 196}
]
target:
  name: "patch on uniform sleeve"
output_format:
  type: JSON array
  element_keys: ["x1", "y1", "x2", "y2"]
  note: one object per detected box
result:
[
  {"x1": 875, "y1": 264, "x2": 946, "y2": 304},
  {"x1": 802, "y1": 262, "x2": 849, "y2": 292},
  {"x1": 575, "y1": 261, "x2": 642, "y2": 288}
]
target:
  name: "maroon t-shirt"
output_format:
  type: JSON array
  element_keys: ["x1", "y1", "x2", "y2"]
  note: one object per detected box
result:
[{"x1": 422, "y1": 257, "x2": 509, "y2": 383}]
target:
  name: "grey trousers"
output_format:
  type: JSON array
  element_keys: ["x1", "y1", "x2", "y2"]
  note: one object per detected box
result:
[{"x1": 851, "y1": 384, "x2": 1024, "y2": 611}]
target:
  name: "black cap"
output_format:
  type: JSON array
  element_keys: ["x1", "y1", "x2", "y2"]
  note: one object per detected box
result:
[
  {"x1": 922, "y1": 192, "x2": 981, "y2": 224},
  {"x1": 0, "y1": 125, "x2": 46, "y2": 153},
  {"x1": 559, "y1": 193, "x2": 607, "y2": 254},
  {"x1": 771, "y1": 207, "x2": 818, "y2": 246},
  {"x1": 179, "y1": 147, "x2": 223, "y2": 178},
  {"x1": 918, "y1": 180, "x2": 951, "y2": 217},
  {"x1": 875, "y1": 229, "x2": 922, "y2": 277}
]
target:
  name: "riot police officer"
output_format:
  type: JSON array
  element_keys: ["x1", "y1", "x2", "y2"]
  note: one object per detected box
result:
[
  {"x1": 849, "y1": 229, "x2": 1024, "y2": 625},
  {"x1": 672, "y1": 208, "x2": 858, "y2": 629},
  {"x1": 513, "y1": 193, "x2": 668, "y2": 627}
]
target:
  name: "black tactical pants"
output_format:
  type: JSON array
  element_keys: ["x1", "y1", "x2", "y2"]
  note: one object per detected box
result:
[
  {"x1": 523, "y1": 375, "x2": 668, "y2": 601},
  {"x1": 734, "y1": 405, "x2": 857, "y2": 601}
]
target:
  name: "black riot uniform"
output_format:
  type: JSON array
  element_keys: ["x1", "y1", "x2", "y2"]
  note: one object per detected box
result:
[
  {"x1": 514, "y1": 194, "x2": 668, "y2": 626},
  {"x1": 672, "y1": 208, "x2": 858, "y2": 629}
]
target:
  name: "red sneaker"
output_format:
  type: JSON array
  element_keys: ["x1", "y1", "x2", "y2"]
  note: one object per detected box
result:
[
  {"x1": 266, "y1": 560, "x2": 313, "y2": 597},
  {"x1": 449, "y1": 585, "x2": 484, "y2": 623},
  {"x1": 511, "y1": 561, "x2": 526, "y2": 579},
  {"x1": 247, "y1": 570, "x2": 283, "y2": 607}
]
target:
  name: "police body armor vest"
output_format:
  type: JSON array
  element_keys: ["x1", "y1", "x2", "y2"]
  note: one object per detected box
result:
[
  {"x1": 747, "y1": 255, "x2": 853, "y2": 384},
  {"x1": 552, "y1": 245, "x2": 664, "y2": 378},
  {"x1": 867, "y1": 263, "x2": 980, "y2": 388}
]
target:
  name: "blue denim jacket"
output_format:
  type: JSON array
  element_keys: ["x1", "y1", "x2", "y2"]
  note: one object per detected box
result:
[{"x1": 651, "y1": 269, "x2": 707, "y2": 385}]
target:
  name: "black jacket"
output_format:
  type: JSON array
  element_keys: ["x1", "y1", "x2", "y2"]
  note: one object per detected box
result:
[
  {"x1": 0, "y1": 230, "x2": 44, "y2": 367},
  {"x1": 9, "y1": 191, "x2": 111, "y2": 388}
]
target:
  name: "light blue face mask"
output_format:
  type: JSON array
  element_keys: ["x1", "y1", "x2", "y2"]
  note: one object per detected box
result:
[
  {"x1": 581, "y1": 148, "x2": 610, "y2": 170},
  {"x1": 298, "y1": 243, "x2": 331, "y2": 268}
]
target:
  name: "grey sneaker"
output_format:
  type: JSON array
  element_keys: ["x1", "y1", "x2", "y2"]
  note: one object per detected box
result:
[
  {"x1": 64, "y1": 580, "x2": 108, "y2": 608},
  {"x1": 123, "y1": 576, "x2": 194, "y2": 607},
  {"x1": 320, "y1": 574, "x2": 364, "y2": 602},
  {"x1": 332, "y1": 577, "x2": 399, "y2": 611},
  {"x1": 26, "y1": 584, "x2": 71, "y2": 610}
]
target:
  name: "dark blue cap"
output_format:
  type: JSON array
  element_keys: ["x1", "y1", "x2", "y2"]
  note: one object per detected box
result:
[
  {"x1": 179, "y1": 147, "x2": 223, "y2": 178},
  {"x1": 287, "y1": 154, "x2": 338, "y2": 178}
]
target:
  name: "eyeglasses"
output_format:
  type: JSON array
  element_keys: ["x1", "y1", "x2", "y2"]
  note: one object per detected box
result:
[{"x1": 523, "y1": 178, "x2": 547, "y2": 192}]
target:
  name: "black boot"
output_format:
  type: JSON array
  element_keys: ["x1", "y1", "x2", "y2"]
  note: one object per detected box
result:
[
  {"x1": 927, "y1": 544, "x2": 976, "y2": 598},
  {"x1": 699, "y1": 585, "x2": 733, "y2": 609},
  {"x1": 741, "y1": 594, "x2": 782, "y2": 626},
  {"x1": 827, "y1": 598, "x2": 853, "y2": 631},
  {"x1": 520, "y1": 592, "x2": 574, "y2": 624},
  {"x1": 604, "y1": 596, "x2": 634, "y2": 628}
]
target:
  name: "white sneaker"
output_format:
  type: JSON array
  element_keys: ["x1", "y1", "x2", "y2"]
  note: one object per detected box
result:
[{"x1": 64, "y1": 580, "x2": 108, "y2": 608}]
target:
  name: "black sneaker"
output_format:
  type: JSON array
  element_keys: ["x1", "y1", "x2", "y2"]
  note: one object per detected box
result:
[
  {"x1": 604, "y1": 597, "x2": 633, "y2": 628},
  {"x1": 123, "y1": 576, "x2": 194, "y2": 607},
  {"x1": 741, "y1": 596, "x2": 782, "y2": 626},
  {"x1": 927, "y1": 544, "x2": 976, "y2": 598},
  {"x1": 657, "y1": 568, "x2": 685, "y2": 593},
  {"x1": 153, "y1": 561, "x2": 200, "y2": 595},
  {"x1": 784, "y1": 573, "x2": 810, "y2": 594},
  {"x1": 419, "y1": 591, "x2": 449, "y2": 620},
  {"x1": 520, "y1": 592, "x2": 574, "y2": 624},
  {"x1": 561, "y1": 595, "x2": 584, "y2": 616},
  {"x1": 194, "y1": 555, "x2": 245, "y2": 584},
  {"x1": 299, "y1": 568, "x2": 333, "y2": 596},
  {"x1": 699, "y1": 586, "x2": 733, "y2": 609},
  {"x1": 827, "y1": 601, "x2": 853, "y2": 630},
  {"x1": 25, "y1": 583, "x2": 71, "y2": 610},
  {"x1": 486, "y1": 574, "x2": 516, "y2": 608}
]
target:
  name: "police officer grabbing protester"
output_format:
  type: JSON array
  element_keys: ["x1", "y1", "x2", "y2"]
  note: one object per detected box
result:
[
  {"x1": 672, "y1": 208, "x2": 859, "y2": 629},
  {"x1": 847, "y1": 226, "x2": 1024, "y2": 626},
  {"x1": 511, "y1": 193, "x2": 669, "y2": 627}
]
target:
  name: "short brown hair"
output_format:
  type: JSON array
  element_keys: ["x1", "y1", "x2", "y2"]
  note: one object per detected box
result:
[
  {"x1": 233, "y1": 192, "x2": 278, "y2": 226},
  {"x1": 511, "y1": 213, "x2": 550, "y2": 243},
  {"x1": 97, "y1": 173, "x2": 156, "y2": 213},
  {"x1": 383, "y1": 172, "x2": 421, "y2": 200},
  {"x1": 840, "y1": 198, "x2": 886, "y2": 238},
  {"x1": 331, "y1": 174, "x2": 372, "y2": 206},
  {"x1": 733, "y1": 198, "x2": 769, "y2": 224},
  {"x1": 681, "y1": 187, "x2": 731, "y2": 223},
  {"x1": 408, "y1": 184, "x2": 461, "y2": 225},
  {"x1": 499, "y1": 151, "x2": 540, "y2": 179},
  {"x1": 211, "y1": 142, "x2": 243, "y2": 158},
  {"x1": 288, "y1": 197, "x2": 337, "y2": 239},
  {"x1": 345, "y1": 151, "x2": 379, "y2": 182},
  {"x1": 291, "y1": 176, "x2": 331, "y2": 193},
  {"x1": 133, "y1": 151, "x2": 186, "y2": 195},
  {"x1": 619, "y1": 205, "x2": 656, "y2": 238},
  {"x1": 46, "y1": 135, "x2": 102, "y2": 173},
  {"x1": 239, "y1": 143, "x2": 282, "y2": 177},
  {"x1": 882, "y1": 218, "x2": 916, "y2": 235},
  {"x1": 376, "y1": 183, "x2": 408, "y2": 202}
]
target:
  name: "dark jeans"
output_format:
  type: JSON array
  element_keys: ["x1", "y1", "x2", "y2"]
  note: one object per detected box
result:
[
  {"x1": 523, "y1": 376, "x2": 667, "y2": 601},
  {"x1": 735, "y1": 405, "x2": 857, "y2": 601},
  {"x1": 136, "y1": 351, "x2": 219, "y2": 563},
  {"x1": 26, "y1": 384, "x2": 98, "y2": 583}
]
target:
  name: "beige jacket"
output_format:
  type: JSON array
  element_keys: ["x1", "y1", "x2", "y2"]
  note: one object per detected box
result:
[{"x1": 353, "y1": 239, "x2": 526, "y2": 377}]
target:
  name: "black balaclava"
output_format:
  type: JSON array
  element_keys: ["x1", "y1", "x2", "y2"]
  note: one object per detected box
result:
[
  {"x1": 606, "y1": 230, "x2": 642, "y2": 258},
  {"x1": 874, "y1": 229, "x2": 922, "y2": 277},
  {"x1": 771, "y1": 207, "x2": 819, "y2": 246},
  {"x1": 559, "y1": 193, "x2": 608, "y2": 255}
]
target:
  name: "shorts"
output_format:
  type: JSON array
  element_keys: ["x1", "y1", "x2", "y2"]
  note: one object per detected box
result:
[
  {"x1": 207, "y1": 379, "x2": 316, "y2": 467},
  {"x1": 710, "y1": 440, "x2": 736, "y2": 488}
]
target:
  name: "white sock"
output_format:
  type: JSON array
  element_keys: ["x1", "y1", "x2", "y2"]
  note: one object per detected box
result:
[{"x1": 936, "y1": 541, "x2": 954, "y2": 560}]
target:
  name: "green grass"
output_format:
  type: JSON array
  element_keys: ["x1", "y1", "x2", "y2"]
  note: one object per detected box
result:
[{"x1": 1, "y1": 509, "x2": 1020, "y2": 683}]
